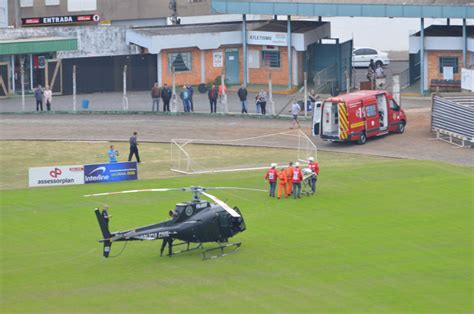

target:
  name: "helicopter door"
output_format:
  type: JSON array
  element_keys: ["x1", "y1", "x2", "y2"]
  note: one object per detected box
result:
[{"x1": 218, "y1": 212, "x2": 233, "y2": 239}]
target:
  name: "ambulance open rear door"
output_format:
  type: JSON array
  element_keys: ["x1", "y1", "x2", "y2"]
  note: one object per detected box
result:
[{"x1": 312, "y1": 101, "x2": 322, "y2": 136}]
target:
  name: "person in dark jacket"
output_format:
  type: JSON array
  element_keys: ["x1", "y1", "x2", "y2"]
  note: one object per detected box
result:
[
  {"x1": 128, "y1": 131, "x2": 140, "y2": 163},
  {"x1": 34, "y1": 85, "x2": 43, "y2": 112},
  {"x1": 187, "y1": 85, "x2": 194, "y2": 112},
  {"x1": 237, "y1": 85, "x2": 248, "y2": 114},
  {"x1": 161, "y1": 83, "x2": 172, "y2": 112},
  {"x1": 151, "y1": 83, "x2": 161, "y2": 112},
  {"x1": 208, "y1": 84, "x2": 218, "y2": 113}
]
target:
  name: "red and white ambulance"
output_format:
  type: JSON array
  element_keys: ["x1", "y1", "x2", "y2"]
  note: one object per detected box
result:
[{"x1": 316, "y1": 90, "x2": 407, "y2": 144}]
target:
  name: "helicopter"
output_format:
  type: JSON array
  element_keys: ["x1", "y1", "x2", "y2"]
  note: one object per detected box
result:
[{"x1": 85, "y1": 186, "x2": 264, "y2": 259}]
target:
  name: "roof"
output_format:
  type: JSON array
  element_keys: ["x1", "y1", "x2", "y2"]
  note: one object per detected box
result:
[
  {"x1": 412, "y1": 25, "x2": 474, "y2": 38},
  {"x1": 0, "y1": 37, "x2": 78, "y2": 55},
  {"x1": 326, "y1": 90, "x2": 389, "y2": 103},
  {"x1": 211, "y1": 0, "x2": 474, "y2": 18},
  {"x1": 132, "y1": 20, "x2": 325, "y2": 36}
]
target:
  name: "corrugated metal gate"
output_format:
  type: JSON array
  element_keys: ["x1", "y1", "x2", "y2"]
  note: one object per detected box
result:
[
  {"x1": 307, "y1": 39, "x2": 353, "y2": 94},
  {"x1": 431, "y1": 94, "x2": 474, "y2": 147}
]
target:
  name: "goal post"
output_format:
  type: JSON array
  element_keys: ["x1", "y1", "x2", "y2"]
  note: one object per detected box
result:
[{"x1": 170, "y1": 130, "x2": 317, "y2": 175}]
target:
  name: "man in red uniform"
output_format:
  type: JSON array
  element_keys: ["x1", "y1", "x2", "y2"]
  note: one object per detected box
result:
[
  {"x1": 308, "y1": 157, "x2": 320, "y2": 194},
  {"x1": 284, "y1": 161, "x2": 294, "y2": 197},
  {"x1": 277, "y1": 168, "x2": 288, "y2": 199},
  {"x1": 265, "y1": 163, "x2": 278, "y2": 197},
  {"x1": 292, "y1": 162, "x2": 303, "y2": 199}
]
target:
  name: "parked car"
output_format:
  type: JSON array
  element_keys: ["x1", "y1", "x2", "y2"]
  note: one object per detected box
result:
[{"x1": 352, "y1": 47, "x2": 390, "y2": 68}]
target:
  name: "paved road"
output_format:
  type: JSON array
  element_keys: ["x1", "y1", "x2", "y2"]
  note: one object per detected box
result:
[{"x1": 0, "y1": 107, "x2": 471, "y2": 167}]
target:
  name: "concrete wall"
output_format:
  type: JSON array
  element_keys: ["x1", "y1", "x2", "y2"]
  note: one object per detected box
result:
[
  {"x1": 158, "y1": 45, "x2": 301, "y2": 87},
  {"x1": 0, "y1": 0, "x2": 7, "y2": 28},
  {"x1": 1, "y1": 26, "x2": 135, "y2": 58}
]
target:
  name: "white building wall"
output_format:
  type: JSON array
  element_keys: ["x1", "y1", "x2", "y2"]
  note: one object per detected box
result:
[
  {"x1": 1, "y1": 26, "x2": 135, "y2": 58},
  {"x1": 0, "y1": 0, "x2": 7, "y2": 28}
]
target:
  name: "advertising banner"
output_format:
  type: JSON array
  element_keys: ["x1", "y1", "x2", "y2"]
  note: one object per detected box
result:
[
  {"x1": 29, "y1": 165, "x2": 85, "y2": 187},
  {"x1": 84, "y1": 162, "x2": 138, "y2": 184}
]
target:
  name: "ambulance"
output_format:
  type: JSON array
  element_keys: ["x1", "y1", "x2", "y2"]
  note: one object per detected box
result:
[{"x1": 315, "y1": 90, "x2": 407, "y2": 144}]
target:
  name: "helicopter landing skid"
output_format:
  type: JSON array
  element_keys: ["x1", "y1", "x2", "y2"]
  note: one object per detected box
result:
[
  {"x1": 169, "y1": 241, "x2": 203, "y2": 256},
  {"x1": 201, "y1": 242, "x2": 242, "y2": 260}
]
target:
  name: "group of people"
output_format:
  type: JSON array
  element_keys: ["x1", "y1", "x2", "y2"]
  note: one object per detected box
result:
[
  {"x1": 151, "y1": 83, "x2": 282, "y2": 116},
  {"x1": 34, "y1": 85, "x2": 53, "y2": 112},
  {"x1": 150, "y1": 83, "x2": 173, "y2": 112},
  {"x1": 107, "y1": 131, "x2": 141, "y2": 163},
  {"x1": 366, "y1": 59, "x2": 385, "y2": 86},
  {"x1": 265, "y1": 157, "x2": 320, "y2": 199}
]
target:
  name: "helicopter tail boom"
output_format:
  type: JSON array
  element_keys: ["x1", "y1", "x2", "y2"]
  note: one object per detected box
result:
[{"x1": 94, "y1": 208, "x2": 113, "y2": 257}]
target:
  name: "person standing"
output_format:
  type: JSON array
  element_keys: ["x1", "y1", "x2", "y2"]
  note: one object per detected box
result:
[
  {"x1": 43, "y1": 86, "x2": 52, "y2": 111},
  {"x1": 151, "y1": 83, "x2": 161, "y2": 112},
  {"x1": 237, "y1": 85, "x2": 248, "y2": 114},
  {"x1": 161, "y1": 83, "x2": 172, "y2": 112},
  {"x1": 128, "y1": 131, "x2": 141, "y2": 163},
  {"x1": 208, "y1": 84, "x2": 218, "y2": 113},
  {"x1": 277, "y1": 168, "x2": 288, "y2": 200},
  {"x1": 265, "y1": 163, "x2": 278, "y2": 198},
  {"x1": 284, "y1": 161, "x2": 294, "y2": 197},
  {"x1": 180, "y1": 85, "x2": 191, "y2": 112},
  {"x1": 108, "y1": 145, "x2": 119, "y2": 163},
  {"x1": 187, "y1": 85, "x2": 194, "y2": 112},
  {"x1": 257, "y1": 89, "x2": 267, "y2": 115},
  {"x1": 34, "y1": 85, "x2": 43, "y2": 112},
  {"x1": 308, "y1": 89, "x2": 318, "y2": 112},
  {"x1": 290, "y1": 101, "x2": 301, "y2": 129},
  {"x1": 292, "y1": 162, "x2": 303, "y2": 199},
  {"x1": 308, "y1": 157, "x2": 320, "y2": 194}
]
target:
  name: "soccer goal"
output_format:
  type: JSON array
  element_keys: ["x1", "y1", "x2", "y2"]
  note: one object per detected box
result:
[{"x1": 170, "y1": 129, "x2": 317, "y2": 174}]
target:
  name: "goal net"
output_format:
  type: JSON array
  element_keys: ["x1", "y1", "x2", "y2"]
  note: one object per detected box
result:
[{"x1": 170, "y1": 129, "x2": 317, "y2": 174}]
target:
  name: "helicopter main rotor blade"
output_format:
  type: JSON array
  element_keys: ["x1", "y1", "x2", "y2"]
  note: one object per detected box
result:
[
  {"x1": 205, "y1": 187, "x2": 267, "y2": 193},
  {"x1": 201, "y1": 191, "x2": 241, "y2": 218},
  {"x1": 84, "y1": 188, "x2": 185, "y2": 197}
]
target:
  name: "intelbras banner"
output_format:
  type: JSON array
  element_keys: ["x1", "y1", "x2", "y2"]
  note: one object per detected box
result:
[
  {"x1": 84, "y1": 162, "x2": 138, "y2": 184},
  {"x1": 29, "y1": 162, "x2": 138, "y2": 187}
]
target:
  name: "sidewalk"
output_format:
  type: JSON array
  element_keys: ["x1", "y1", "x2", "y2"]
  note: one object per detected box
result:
[{"x1": 0, "y1": 87, "x2": 432, "y2": 114}]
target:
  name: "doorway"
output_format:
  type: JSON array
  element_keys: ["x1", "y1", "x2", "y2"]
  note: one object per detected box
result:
[{"x1": 225, "y1": 49, "x2": 240, "y2": 85}]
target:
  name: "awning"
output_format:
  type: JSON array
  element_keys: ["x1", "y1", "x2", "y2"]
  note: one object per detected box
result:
[{"x1": 0, "y1": 37, "x2": 78, "y2": 55}]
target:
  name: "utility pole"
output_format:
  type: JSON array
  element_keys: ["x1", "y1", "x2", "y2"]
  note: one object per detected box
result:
[{"x1": 14, "y1": 0, "x2": 21, "y2": 28}]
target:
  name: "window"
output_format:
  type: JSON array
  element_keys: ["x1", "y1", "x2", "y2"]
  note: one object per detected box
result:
[
  {"x1": 439, "y1": 57, "x2": 458, "y2": 73},
  {"x1": 46, "y1": 0, "x2": 60, "y2": 5},
  {"x1": 262, "y1": 50, "x2": 280, "y2": 68},
  {"x1": 365, "y1": 48, "x2": 377, "y2": 55},
  {"x1": 354, "y1": 49, "x2": 364, "y2": 56},
  {"x1": 68, "y1": 0, "x2": 97, "y2": 12},
  {"x1": 389, "y1": 99, "x2": 399, "y2": 111},
  {"x1": 366, "y1": 104, "x2": 377, "y2": 117},
  {"x1": 20, "y1": 0, "x2": 33, "y2": 7},
  {"x1": 168, "y1": 52, "x2": 192, "y2": 72}
]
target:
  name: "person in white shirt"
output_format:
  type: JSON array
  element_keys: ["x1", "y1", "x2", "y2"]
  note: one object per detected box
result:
[
  {"x1": 43, "y1": 86, "x2": 52, "y2": 111},
  {"x1": 290, "y1": 101, "x2": 301, "y2": 129}
]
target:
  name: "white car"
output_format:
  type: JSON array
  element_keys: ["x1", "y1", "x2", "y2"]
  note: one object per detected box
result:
[{"x1": 352, "y1": 47, "x2": 390, "y2": 68}]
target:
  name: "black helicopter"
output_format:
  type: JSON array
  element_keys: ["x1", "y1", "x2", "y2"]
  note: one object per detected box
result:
[{"x1": 85, "y1": 186, "x2": 264, "y2": 259}]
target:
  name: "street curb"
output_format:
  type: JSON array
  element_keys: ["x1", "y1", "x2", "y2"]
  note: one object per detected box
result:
[{"x1": 0, "y1": 110, "x2": 314, "y2": 120}]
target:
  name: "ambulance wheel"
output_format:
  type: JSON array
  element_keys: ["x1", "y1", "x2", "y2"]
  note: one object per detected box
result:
[
  {"x1": 357, "y1": 133, "x2": 367, "y2": 145},
  {"x1": 397, "y1": 121, "x2": 406, "y2": 134}
]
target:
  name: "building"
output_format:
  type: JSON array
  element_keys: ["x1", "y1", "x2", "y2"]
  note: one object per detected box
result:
[
  {"x1": 409, "y1": 25, "x2": 474, "y2": 92},
  {"x1": 6, "y1": 0, "x2": 210, "y2": 27},
  {"x1": 127, "y1": 20, "x2": 331, "y2": 88}
]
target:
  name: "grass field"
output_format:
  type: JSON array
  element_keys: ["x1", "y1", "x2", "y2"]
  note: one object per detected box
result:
[{"x1": 0, "y1": 142, "x2": 473, "y2": 313}]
